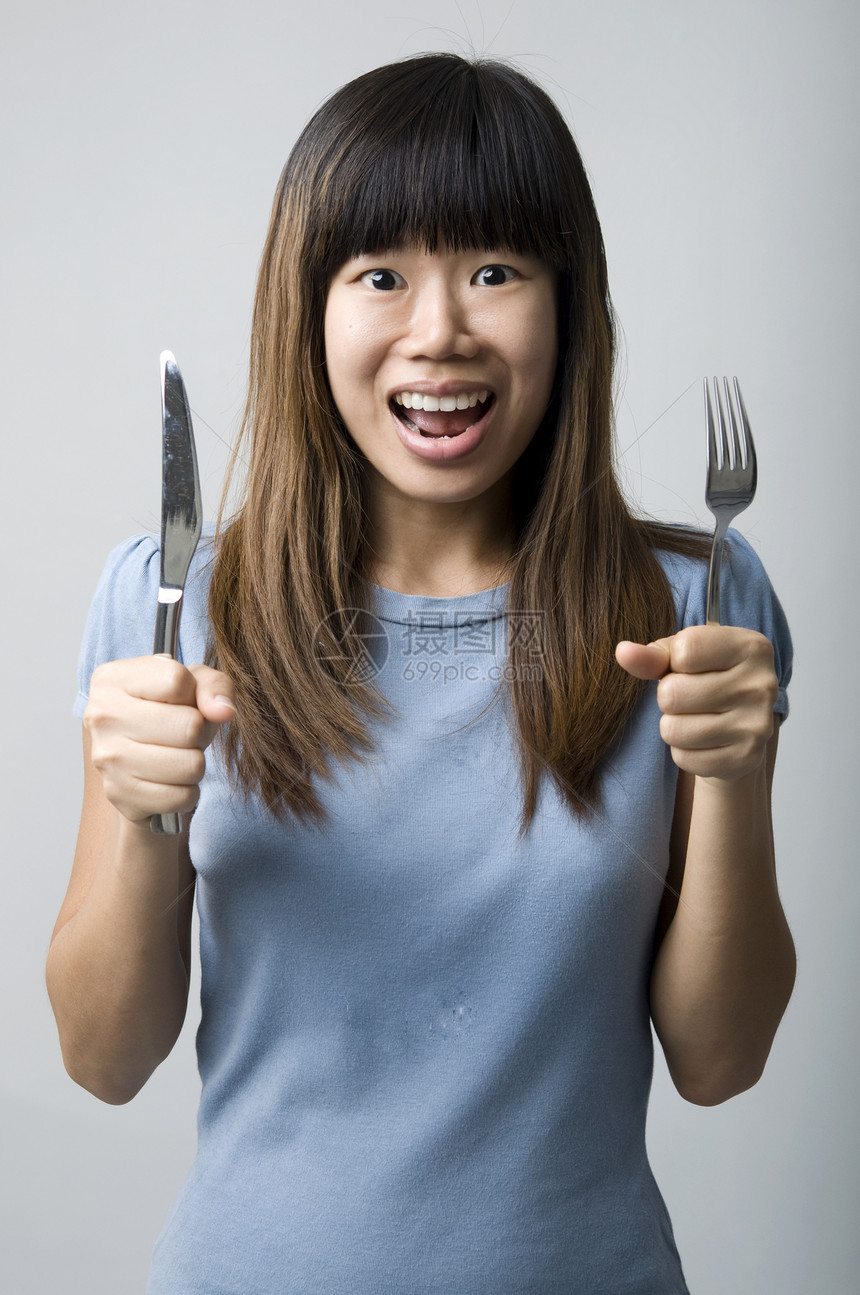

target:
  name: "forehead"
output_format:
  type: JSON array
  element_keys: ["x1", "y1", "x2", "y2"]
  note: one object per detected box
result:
[{"x1": 305, "y1": 118, "x2": 574, "y2": 283}]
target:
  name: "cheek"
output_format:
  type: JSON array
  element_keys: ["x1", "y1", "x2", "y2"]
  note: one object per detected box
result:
[
  {"x1": 513, "y1": 310, "x2": 558, "y2": 403},
  {"x1": 325, "y1": 315, "x2": 389, "y2": 393},
  {"x1": 324, "y1": 329, "x2": 361, "y2": 410},
  {"x1": 479, "y1": 292, "x2": 558, "y2": 386}
]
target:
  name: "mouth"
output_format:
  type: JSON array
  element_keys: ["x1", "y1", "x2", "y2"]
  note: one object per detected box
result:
[
  {"x1": 388, "y1": 388, "x2": 496, "y2": 463},
  {"x1": 391, "y1": 389, "x2": 493, "y2": 439}
]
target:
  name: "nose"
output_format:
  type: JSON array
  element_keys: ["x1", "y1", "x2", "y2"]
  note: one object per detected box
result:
[{"x1": 396, "y1": 281, "x2": 480, "y2": 361}]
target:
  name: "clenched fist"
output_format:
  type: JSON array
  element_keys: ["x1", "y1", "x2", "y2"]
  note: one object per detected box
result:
[
  {"x1": 615, "y1": 626, "x2": 778, "y2": 783},
  {"x1": 84, "y1": 656, "x2": 236, "y2": 823}
]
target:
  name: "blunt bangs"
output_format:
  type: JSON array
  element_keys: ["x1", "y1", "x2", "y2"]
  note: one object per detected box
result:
[{"x1": 289, "y1": 55, "x2": 592, "y2": 280}]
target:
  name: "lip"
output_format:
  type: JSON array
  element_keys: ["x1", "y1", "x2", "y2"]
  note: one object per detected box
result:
[
  {"x1": 389, "y1": 394, "x2": 495, "y2": 462},
  {"x1": 386, "y1": 380, "x2": 494, "y2": 400}
]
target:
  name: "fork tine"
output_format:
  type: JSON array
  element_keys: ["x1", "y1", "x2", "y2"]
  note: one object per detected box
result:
[
  {"x1": 732, "y1": 377, "x2": 756, "y2": 473},
  {"x1": 705, "y1": 378, "x2": 719, "y2": 469},
  {"x1": 713, "y1": 375, "x2": 732, "y2": 469},
  {"x1": 722, "y1": 377, "x2": 743, "y2": 469}
]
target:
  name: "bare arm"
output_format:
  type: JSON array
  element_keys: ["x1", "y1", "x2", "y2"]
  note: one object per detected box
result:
[
  {"x1": 617, "y1": 626, "x2": 795, "y2": 1106},
  {"x1": 650, "y1": 731, "x2": 795, "y2": 1104},
  {"x1": 46, "y1": 657, "x2": 234, "y2": 1105}
]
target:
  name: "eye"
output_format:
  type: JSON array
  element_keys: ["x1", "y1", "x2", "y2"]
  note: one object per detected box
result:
[
  {"x1": 472, "y1": 264, "x2": 518, "y2": 287},
  {"x1": 360, "y1": 268, "x2": 406, "y2": 291}
]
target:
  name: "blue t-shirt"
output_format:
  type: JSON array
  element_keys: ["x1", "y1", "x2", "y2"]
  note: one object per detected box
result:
[{"x1": 75, "y1": 529, "x2": 791, "y2": 1295}]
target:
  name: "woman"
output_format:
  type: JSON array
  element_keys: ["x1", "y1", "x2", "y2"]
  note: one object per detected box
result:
[{"x1": 47, "y1": 53, "x2": 795, "y2": 1294}]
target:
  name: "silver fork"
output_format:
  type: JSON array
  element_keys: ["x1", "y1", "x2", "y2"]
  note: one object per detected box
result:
[{"x1": 704, "y1": 377, "x2": 757, "y2": 625}]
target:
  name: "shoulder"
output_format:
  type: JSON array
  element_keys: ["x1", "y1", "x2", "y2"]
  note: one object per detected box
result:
[
  {"x1": 79, "y1": 534, "x2": 163, "y2": 665},
  {"x1": 88, "y1": 529, "x2": 214, "y2": 600},
  {"x1": 91, "y1": 531, "x2": 162, "y2": 598},
  {"x1": 651, "y1": 526, "x2": 774, "y2": 622}
]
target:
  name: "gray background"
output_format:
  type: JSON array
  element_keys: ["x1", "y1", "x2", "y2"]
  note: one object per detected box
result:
[{"x1": 3, "y1": 0, "x2": 857, "y2": 1290}]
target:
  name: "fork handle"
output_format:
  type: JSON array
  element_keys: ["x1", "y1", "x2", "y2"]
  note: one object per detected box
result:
[{"x1": 705, "y1": 519, "x2": 729, "y2": 625}]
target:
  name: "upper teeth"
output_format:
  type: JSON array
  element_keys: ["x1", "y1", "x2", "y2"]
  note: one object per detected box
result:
[{"x1": 394, "y1": 391, "x2": 489, "y2": 411}]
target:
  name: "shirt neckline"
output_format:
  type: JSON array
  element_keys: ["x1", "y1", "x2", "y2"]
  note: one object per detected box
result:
[{"x1": 370, "y1": 582, "x2": 510, "y2": 626}]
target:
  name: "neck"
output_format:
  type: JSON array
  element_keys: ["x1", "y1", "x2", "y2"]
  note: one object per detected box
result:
[{"x1": 363, "y1": 473, "x2": 515, "y2": 597}]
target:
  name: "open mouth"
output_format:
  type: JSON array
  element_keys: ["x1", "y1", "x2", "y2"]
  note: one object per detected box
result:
[{"x1": 391, "y1": 390, "x2": 494, "y2": 439}]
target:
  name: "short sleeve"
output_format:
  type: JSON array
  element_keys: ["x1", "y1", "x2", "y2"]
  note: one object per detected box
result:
[
  {"x1": 661, "y1": 529, "x2": 793, "y2": 722},
  {"x1": 73, "y1": 534, "x2": 162, "y2": 717}
]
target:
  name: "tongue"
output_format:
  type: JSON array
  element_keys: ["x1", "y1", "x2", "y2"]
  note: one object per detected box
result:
[{"x1": 399, "y1": 404, "x2": 483, "y2": 438}]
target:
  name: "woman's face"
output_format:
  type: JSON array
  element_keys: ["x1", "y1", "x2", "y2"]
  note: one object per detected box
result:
[{"x1": 323, "y1": 246, "x2": 558, "y2": 509}]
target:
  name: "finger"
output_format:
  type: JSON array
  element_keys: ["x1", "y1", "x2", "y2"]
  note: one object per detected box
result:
[
  {"x1": 666, "y1": 741, "x2": 770, "y2": 782},
  {"x1": 86, "y1": 687, "x2": 214, "y2": 749},
  {"x1": 664, "y1": 625, "x2": 774, "y2": 676},
  {"x1": 656, "y1": 670, "x2": 737, "y2": 716},
  {"x1": 103, "y1": 770, "x2": 204, "y2": 822},
  {"x1": 188, "y1": 664, "x2": 237, "y2": 724},
  {"x1": 89, "y1": 730, "x2": 209, "y2": 821},
  {"x1": 666, "y1": 745, "x2": 741, "y2": 781},
  {"x1": 657, "y1": 673, "x2": 775, "y2": 717},
  {"x1": 657, "y1": 659, "x2": 778, "y2": 719},
  {"x1": 92, "y1": 655, "x2": 200, "y2": 706},
  {"x1": 615, "y1": 639, "x2": 672, "y2": 681},
  {"x1": 659, "y1": 712, "x2": 733, "y2": 751},
  {"x1": 137, "y1": 779, "x2": 202, "y2": 817},
  {"x1": 108, "y1": 735, "x2": 208, "y2": 788},
  {"x1": 659, "y1": 708, "x2": 774, "y2": 764}
]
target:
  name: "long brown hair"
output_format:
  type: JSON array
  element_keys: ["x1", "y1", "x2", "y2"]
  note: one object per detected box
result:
[{"x1": 208, "y1": 53, "x2": 707, "y2": 833}]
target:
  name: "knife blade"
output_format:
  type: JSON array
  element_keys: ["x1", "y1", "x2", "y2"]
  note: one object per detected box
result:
[{"x1": 151, "y1": 350, "x2": 202, "y2": 835}]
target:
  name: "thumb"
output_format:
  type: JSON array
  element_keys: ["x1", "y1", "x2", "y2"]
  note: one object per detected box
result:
[
  {"x1": 188, "y1": 664, "x2": 237, "y2": 724},
  {"x1": 615, "y1": 637, "x2": 673, "y2": 681}
]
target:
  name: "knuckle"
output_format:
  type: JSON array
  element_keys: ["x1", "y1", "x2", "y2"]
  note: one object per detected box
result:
[
  {"x1": 748, "y1": 631, "x2": 775, "y2": 664},
  {"x1": 671, "y1": 630, "x2": 695, "y2": 671},
  {"x1": 89, "y1": 662, "x2": 112, "y2": 692},
  {"x1": 731, "y1": 715, "x2": 772, "y2": 773},
  {"x1": 89, "y1": 744, "x2": 112, "y2": 777},
  {"x1": 154, "y1": 789, "x2": 194, "y2": 819},
  {"x1": 175, "y1": 783, "x2": 201, "y2": 814},
  {"x1": 656, "y1": 675, "x2": 676, "y2": 713},
  {"x1": 189, "y1": 663, "x2": 218, "y2": 685},
  {"x1": 82, "y1": 698, "x2": 108, "y2": 735},
  {"x1": 670, "y1": 746, "x2": 697, "y2": 776},
  {"x1": 84, "y1": 712, "x2": 122, "y2": 771},
  {"x1": 752, "y1": 709, "x2": 775, "y2": 745},
  {"x1": 659, "y1": 713, "x2": 677, "y2": 745},
  {"x1": 182, "y1": 708, "x2": 208, "y2": 748},
  {"x1": 159, "y1": 659, "x2": 192, "y2": 701},
  {"x1": 762, "y1": 673, "x2": 779, "y2": 709},
  {"x1": 740, "y1": 672, "x2": 778, "y2": 715}
]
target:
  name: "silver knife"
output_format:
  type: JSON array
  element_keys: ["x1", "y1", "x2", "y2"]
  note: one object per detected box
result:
[{"x1": 151, "y1": 350, "x2": 202, "y2": 835}]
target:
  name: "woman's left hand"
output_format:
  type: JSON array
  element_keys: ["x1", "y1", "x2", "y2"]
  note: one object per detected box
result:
[{"x1": 615, "y1": 626, "x2": 778, "y2": 783}]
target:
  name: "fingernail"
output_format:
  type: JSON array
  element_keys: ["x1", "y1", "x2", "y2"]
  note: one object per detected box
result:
[{"x1": 215, "y1": 695, "x2": 236, "y2": 713}]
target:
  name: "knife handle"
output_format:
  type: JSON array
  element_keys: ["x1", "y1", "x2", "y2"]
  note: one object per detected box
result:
[{"x1": 151, "y1": 588, "x2": 183, "y2": 836}]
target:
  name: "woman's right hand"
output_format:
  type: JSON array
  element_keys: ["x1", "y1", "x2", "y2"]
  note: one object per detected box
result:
[{"x1": 84, "y1": 656, "x2": 236, "y2": 824}]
